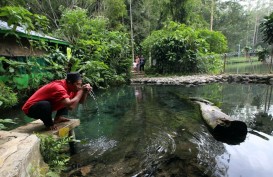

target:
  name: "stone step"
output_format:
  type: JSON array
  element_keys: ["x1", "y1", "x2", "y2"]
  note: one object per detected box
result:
[
  {"x1": 132, "y1": 71, "x2": 145, "y2": 78},
  {"x1": 0, "y1": 119, "x2": 81, "y2": 177}
]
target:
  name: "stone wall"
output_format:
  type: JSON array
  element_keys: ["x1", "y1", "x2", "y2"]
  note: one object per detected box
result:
[{"x1": 130, "y1": 74, "x2": 273, "y2": 86}]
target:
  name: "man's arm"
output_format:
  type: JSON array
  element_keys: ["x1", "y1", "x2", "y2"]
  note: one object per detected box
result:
[
  {"x1": 79, "y1": 83, "x2": 92, "y2": 104},
  {"x1": 79, "y1": 91, "x2": 88, "y2": 104},
  {"x1": 61, "y1": 89, "x2": 84, "y2": 110},
  {"x1": 61, "y1": 83, "x2": 92, "y2": 109}
]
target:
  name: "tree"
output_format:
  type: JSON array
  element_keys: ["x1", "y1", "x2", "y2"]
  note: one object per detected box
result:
[
  {"x1": 142, "y1": 21, "x2": 225, "y2": 74},
  {"x1": 104, "y1": 0, "x2": 126, "y2": 30},
  {"x1": 0, "y1": 6, "x2": 49, "y2": 33},
  {"x1": 57, "y1": 7, "x2": 132, "y2": 88},
  {"x1": 55, "y1": 7, "x2": 90, "y2": 44},
  {"x1": 260, "y1": 12, "x2": 273, "y2": 72},
  {"x1": 184, "y1": 0, "x2": 210, "y2": 29}
]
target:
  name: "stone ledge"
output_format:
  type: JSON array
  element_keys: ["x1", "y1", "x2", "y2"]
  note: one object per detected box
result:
[
  {"x1": 0, "y1": 131, "x2": 48, "y2": 177},
  {"x1": 11, "y1": 119, "x2": 80, "y2": 137},
  {"x1": 130, "y1": 74, "x2": 273, "y2": 86},
  {"x1": 0, "y1": 119, "x2": 80, "y2": 177}
]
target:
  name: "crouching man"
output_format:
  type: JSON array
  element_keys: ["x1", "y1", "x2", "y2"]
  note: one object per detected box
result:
[{"x1": 22, "y1": 72, "x2": 92, "y2": 130}]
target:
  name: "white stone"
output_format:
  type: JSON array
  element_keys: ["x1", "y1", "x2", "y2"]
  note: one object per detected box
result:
[{"x1": 0, "y1": 131, "x2": 48, "y2": 177}]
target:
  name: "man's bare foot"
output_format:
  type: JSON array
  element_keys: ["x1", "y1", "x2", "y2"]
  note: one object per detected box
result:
[
  {"x1": 54, "y1": 116, "x2": 70, "y2": 124},
  {"x1": 48, "y1": 125, "x2": 58, "y2": 130}
]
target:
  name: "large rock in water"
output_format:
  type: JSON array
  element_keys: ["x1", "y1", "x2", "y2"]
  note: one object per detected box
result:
[
  {"x1": 0, "y1": 131, "x2": 48, "y2": 177},
  {"x1": 190, "y1": 97, "x2": 248, "y2": 145}
]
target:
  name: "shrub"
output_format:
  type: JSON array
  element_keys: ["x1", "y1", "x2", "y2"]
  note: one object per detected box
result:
[
  {"x1": 141, "y1": 21, "x2": 226, "y2": 75},
  {"x1": 37, "y1": 134, "x2": 72, "y2": 175},
  {"x1": 0, "y1": 82, "x2": 18, "y2": 108}
]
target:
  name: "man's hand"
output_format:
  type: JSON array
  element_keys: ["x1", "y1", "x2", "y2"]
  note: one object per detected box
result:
[{"x1": 82, "y1": 83, "x2": 92, "y2": 92}]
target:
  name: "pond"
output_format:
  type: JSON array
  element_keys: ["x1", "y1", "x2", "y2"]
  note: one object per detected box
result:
[
  {"x1": 68, "y1": 83, "x2": 273, "y2": 177},
  {"x1": 225, "y1": 61, "x2": 271, "y2": 74},
  {"x1": 3, "y1": 83, "x2": 273, "y2": 177}
]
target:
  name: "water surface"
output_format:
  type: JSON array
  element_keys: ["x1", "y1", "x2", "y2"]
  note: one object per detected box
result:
[
  {"x1": 64, "y1": 83, "x2": 273, "y2": 177},
  {"x1": 2, "y1": 83, "x2": 273, "y2": 176},
  {"x1": 225, "y1": 61, "x2": 271, "y2": 74}
]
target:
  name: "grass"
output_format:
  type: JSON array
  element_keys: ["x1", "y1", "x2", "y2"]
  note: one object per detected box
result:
[{"x1": 225, "y1": 56, "x2": 258, "y2": 64}]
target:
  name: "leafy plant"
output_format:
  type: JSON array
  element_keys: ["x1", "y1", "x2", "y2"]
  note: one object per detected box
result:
[
  {"x1": 56, "y1": 8, "x2": 131, "y2": 87},
  {"x1": 43, "y1": 49, "x2": 69, "y2": 79},
  {"x1": 0, "y1": 82, "x2": 18, "y2": 108},
  {"x1": 257, "y1": 48, "x2": 269, "y2": 62},
  {"x1": 37, "y1": 134, "x2": 72, "y2": 175},
  {"x1": 141, "y1": 21, "x2": 225, "y2": 74},
  {"x1": 0, "y1": 56, "x2": 53, "y2": 93},
  {"x1": 0, "y1": 118, "x2": 16, "y2": 130},
  {"x1": 0, "y1": 6, "x2": 49, "y2": 34},
  {"x1": 197, "y1": 29, "x2": 228, "y2": 54},
  {"x1": 260, "y1": 12, "x2": 273, "y2": 45}
]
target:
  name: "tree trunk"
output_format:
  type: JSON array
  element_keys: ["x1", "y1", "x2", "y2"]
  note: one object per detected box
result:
[
  {"x1": 252, "y1": 15, "x2": 259, "y2": 47},
  {"x1": 129, "y1": 0, "x2": 134, "y2": 63},
  {"x1": 190, "y1": 97, "x2": 247, "y2": 145},
  {"x1": 210, "y1": 0, "x2": 214, "y2": 31}
]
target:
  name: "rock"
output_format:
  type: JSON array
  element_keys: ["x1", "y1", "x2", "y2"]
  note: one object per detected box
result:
[
  {"x1": 0, "y1": 119, "x2": 81, "y2": 177},
  {"x1": 0, "y1": 131, "x2": 48, "y2": 177}
]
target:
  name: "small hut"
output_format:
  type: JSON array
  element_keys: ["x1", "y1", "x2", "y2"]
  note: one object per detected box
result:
[{"x1": 0, "y1": 20, "x2": 69, "y2": 89}]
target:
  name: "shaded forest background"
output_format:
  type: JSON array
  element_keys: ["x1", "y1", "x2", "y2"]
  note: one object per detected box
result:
[
  {"x1": 0, "y1": 0, "x2": 273, "y2": 110},
  {"x1": 1, "y1": 0, "x2": 272, "y2": 52}
]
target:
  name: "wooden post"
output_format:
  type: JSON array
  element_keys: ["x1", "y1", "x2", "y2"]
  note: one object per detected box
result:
[{"x1": 223, "y1": 53, "x2": 227, "y2": 73}]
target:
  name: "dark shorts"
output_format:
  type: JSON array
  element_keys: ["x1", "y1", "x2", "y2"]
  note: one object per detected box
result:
[{"x1": 27, "y1": 101, "x2": 68, "y2": 127}]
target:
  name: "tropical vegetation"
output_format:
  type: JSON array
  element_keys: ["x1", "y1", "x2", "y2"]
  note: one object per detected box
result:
[
  {"x1": 0, "y1": 0, "x2": 271, "y2": 111},
  {"x1": 0, "y1": 1, "x2": 272, "y2": 176}
]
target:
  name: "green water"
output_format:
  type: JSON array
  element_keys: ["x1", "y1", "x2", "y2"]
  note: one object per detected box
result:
[
  {"x1": 225, "y1": 61, "x2": 271, "y2": 74},
  {"x1": 2, "y1": 83, "x2": 273, "y2": 177},
  {"x1": 67, "y1": 83, "x2": 273, "y2": 177}
]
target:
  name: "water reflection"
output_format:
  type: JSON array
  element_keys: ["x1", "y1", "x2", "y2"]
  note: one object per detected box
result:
[
  {"x1": 225, "y1": 61, "x2": 270, "y2": 74},
  {"x1": 68, "y1": 84, "x2": 273, "y2": 176},
  {"x1": 219, "y1": 131, "x2": 273, "y2": 177},
  {"x1": 192, "y1": 128, "x2": 273, "y2": 177}
]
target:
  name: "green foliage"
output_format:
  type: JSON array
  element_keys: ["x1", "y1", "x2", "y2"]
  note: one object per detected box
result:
[
  {"x1": 80, "y1": 60, "x2": 112, "y2": 88},
  {"x1": 0, "y1": 118, "x2": 16, "y2": 130},
  {"x1": 80, "y1": 61, "x2": 127, "y2": 89},
  {"x1": 197, "y1": 53, "x2": 223, "y2": 74},
  {"x1": 37, "y1": 134, "x2": 71, "y2": 174},
  {"x1": 261, "y1": 12, "x2": 273, "y2": 45},
  {"x1": 197, "y1": 29, "x2": 228, "y2": 53},
  {"x1": 57, "y1": 7, "x2": 90, "y2": 44},
  {"x1": 257, "y1": 48, "x2": 269, "y2": 62},
  {"x1": 142, "y1": 21, "x2": 224, "y2": 74},
  {"x1": 0, "y1": 56, "x2": 53, "y2": 91},
  {"x1": 0, "y1": 6, "x2": 49, "y2": 33},
  {"x1": 213, "y1": 1, "x2": 249, "y2": 52},
  {"x1": 104, "y1": 0, "x2": 127, "y2": 30},
  {"x1": 44, "y1": 49, "x2": 69, "y2": 79},
  {"x1": 57, "y1": 8, "x2": 132, "y2": 88},
  {"x1": 0, "y1": 82, "x2": 18, "y2": 108},
  {"x1": 185, "y1": 0, "x2": 210, "y2": 29}
]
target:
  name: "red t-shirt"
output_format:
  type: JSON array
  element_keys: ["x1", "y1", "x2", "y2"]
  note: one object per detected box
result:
[{"x1": 22, "y1": 79, "x2": 77, "y2": 114}]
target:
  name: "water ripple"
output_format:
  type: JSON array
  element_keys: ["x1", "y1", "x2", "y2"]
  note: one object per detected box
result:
[{"x1": 83, "y1": 136, "x2": 117, "y2": 156}]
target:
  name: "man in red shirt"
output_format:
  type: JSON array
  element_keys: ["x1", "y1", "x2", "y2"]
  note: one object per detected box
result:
[{"x1": 22, "y1": 72, "x2": 92, "y2": 130}]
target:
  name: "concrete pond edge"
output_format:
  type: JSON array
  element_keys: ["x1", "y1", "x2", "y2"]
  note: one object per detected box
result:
[{"x1": 130, "y1": 74, "x2": 273, "y2": 86}]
